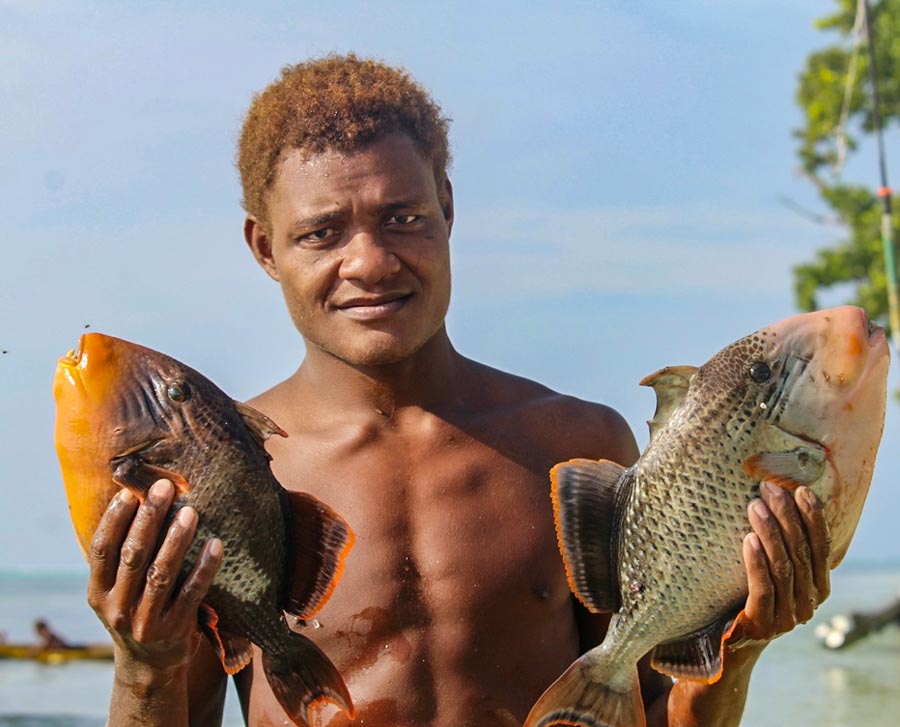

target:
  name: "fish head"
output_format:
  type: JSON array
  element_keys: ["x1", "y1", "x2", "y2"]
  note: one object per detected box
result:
[
  {"x1": 694, "y1": 306, "x2": 890, "y2": 566},
  {"x1": 53, "y1": 332, "x2": 236, "y2": 556}
]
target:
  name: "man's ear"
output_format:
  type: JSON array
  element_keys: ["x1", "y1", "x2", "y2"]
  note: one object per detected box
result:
[
  {"x1": 244, "y1": 216, "x2": 280, "y2": 282},
  {"x1": 440, "y1": 177, "x2": 454, "y2": 236}
]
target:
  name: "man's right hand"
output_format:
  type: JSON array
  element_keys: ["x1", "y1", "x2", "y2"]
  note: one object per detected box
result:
[{"x1": 87, "y1": 479, "x2": 223, "y2": 680}]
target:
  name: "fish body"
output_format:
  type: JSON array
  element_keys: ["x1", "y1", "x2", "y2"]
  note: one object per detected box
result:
[
  {"x1": 525, "y1": 306, "x2": 890, "y2": 727},
  {"x1": 53, "y1": 333, "x2": 355, "y2": 726}
]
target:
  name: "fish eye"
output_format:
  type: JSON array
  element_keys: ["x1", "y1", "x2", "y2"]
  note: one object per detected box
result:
[
  {"x1": 748, "y1": 362, "x2": 771, "y2": 383},
  {"x1": 166, "y1": 382, "x2": 190, "y2": 402}
]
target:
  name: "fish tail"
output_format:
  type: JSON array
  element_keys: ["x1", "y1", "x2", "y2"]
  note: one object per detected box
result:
[
  {"x1": 262, "y1": 632, "x2": 354, "y2": 727},
  {"x1": 524, "y1": 654, "x2": 644, "y2": 727}
]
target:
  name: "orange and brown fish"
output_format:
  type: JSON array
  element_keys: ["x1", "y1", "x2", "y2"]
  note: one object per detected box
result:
[
  {"x1": 526, "y1": 306, "x2": 890, "y2": 727},
  {"x1": 53, "y1": 333, "x2": 355, "y2": 726}
]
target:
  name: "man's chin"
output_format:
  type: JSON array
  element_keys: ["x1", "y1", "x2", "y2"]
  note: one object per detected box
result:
[{"x1": 319, "y1": 340, "x2": 421, "y2": 369}]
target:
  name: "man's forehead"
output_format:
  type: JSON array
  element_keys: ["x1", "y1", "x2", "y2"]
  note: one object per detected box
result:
[
  {"x1": 276, "y1": 131, "x2": 429, "y2": 169},
  {"x1": 271, "y1": 137, "x2": 439, "y2": 204}
]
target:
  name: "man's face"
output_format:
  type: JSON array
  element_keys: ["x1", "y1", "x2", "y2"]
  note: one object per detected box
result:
[{"x1": 247, "y1": 133, "x2": 453, "y2": 367}]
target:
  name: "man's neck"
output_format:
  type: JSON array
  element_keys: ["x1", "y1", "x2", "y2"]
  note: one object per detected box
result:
[{"x1": 292, "y1": 329, "x2": 469, "y2": 420}]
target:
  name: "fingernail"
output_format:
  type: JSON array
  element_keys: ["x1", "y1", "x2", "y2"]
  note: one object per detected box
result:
[
  {"x1": 176, "y1": 507, "x2": 195, "y2": 527},
  {"x1": 750, "y1": 499, "x2": 769, "y2": 519},
  {"x1": 747, "y1": 533, "x2": 762, "y2": 551},
  {"x1": 801, "y1": 486, "x2": 820, "y2": 506},
  {"x1": 208, "y1": 538, "x2": 223, "y2": 558},
  {"x1": 117, "y1": 489, "x2": 133, "y2": 504},
  {"x1": 761, "y1": 481, "x2": 780, "y2": 497},
  {"x1": 150, "y1": 480, "x2": 173, "y2": 501}
]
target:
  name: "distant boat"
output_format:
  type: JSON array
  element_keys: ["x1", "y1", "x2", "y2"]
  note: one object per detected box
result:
[
  {"x1": 0, "y1": 642, "x2": 113, "y2": 664},
  {"x1": 815, "y1": 590, "x2": 900, "y2": 650}
]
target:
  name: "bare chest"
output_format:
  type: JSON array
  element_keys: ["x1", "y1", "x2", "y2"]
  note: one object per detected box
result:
[
  {"x1": 277, "y1": 420, "x2": 569, "y2": 620},
  {"x1": 244, "y1": 418, "x2": 579, "y2": 724}
]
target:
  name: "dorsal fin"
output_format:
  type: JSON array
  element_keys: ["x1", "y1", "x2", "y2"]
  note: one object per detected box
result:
[
  {"x1": 550, "y1": 458, "x2": 631, "y2": 614},
  {"x1": 235, "y1": 401, "x2": 288, "y2": 452},
  {"x1": 639, "y1": 365, "x2": 698, "y2": 440}
]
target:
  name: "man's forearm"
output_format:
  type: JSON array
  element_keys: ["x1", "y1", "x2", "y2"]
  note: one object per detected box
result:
[
  {"x1": 106, "y1": 658, "x2": 191, "y2": 727},
  {"x1": 645, "y1": 643, "x2": 765, "y2": 727}
]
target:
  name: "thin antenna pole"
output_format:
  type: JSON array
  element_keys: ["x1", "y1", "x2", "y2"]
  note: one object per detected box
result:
[{"x1": 863, "y1": 0, "x2": 900, "y2": 349}]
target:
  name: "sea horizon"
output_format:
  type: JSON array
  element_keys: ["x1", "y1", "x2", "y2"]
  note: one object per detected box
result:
[{"x1": 2, "y1": 563, "x2": 899, "y2": 726}]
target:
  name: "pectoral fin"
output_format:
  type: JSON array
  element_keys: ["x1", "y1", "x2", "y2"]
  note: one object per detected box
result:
[
  {"x1": 742, "y1": 447, "x2": 827, "y2": 491},
  {"x1": 111, "y1": 458, "x2": 191, "y2": 497},
  {"x1": 551, "y1": 458, "x2": 632, "y2": 614}
]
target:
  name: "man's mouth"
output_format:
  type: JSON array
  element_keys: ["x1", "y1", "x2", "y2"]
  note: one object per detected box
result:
[{"x1": 334, "y1": 293, "x2": 412, "y2": 320}]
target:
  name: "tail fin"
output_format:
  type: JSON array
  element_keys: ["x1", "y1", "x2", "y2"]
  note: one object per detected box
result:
[
  {"x1": 524, "y1": 654, "x2": 644, "y2": 727},
  {"x1": 262, "y1": 632, "x2": 354, "y2": 727}
]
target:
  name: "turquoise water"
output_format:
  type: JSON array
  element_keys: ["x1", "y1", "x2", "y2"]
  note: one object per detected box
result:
[{"x1": 1, "y1": 566, "x2": 898, "y2": 726}]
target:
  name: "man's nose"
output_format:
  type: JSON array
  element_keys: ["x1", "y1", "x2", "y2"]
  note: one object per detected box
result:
[{"x1": 339, "y1": 231, "x2": 401, "y2": 283}]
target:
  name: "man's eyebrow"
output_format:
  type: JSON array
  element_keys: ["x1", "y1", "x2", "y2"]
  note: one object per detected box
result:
[
  {"x1": 379, "y1": 199, "x2": 428, "y2": 213},
  {"x1": 287, "y1": 211, "x2": 342, "y2": 232}
]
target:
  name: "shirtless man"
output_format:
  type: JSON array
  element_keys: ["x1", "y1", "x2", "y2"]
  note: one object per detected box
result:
[{"x1": 87, "y1": 54, "x2": 831, "y2": 726}]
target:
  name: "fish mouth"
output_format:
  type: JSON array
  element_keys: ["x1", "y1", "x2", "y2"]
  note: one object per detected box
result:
[
  {"x1": 867, "y1": 317, "x2": 886, "y2": 345},
  {"x1": 58, "y1": 336, "x2": 85, "y2": 368}
]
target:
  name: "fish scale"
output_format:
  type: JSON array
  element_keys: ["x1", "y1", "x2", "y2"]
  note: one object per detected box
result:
[{"x1": 526, "y1": 306, "x2": 889, "y2": 727}]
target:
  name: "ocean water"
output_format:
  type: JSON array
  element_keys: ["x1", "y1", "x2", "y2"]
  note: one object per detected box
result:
[{"x1": 1, "y1": 566, "x2": 898, "y2": 726}]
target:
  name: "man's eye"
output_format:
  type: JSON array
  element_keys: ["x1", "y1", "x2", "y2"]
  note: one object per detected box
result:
[
  {"x1": 299, "y1": 228, "x2": 337, "y2": 244},
  {"x1": 386, "y1": 215, "x2": 419, "y2": 225}
]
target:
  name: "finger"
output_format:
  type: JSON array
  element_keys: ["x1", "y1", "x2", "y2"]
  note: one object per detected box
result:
[
  {"x1": 740, "y1": 532, "x2": 773, "y2": 639},
  {"x1": 87, "y1": 489, "x2": 139, "y2": 603},
  {"x1": 761, "y1": 481, "x2": 815, "y2": 624},
  {"x1": 137, "y1": 505, "x2": 200, "y2": 622},
  {"x1": 796, "y1": 485, "x2": 831, "y2": 604},
  {"x1": 114, "y1": 480, "x2": 176, "y2": 608},
  {"x1": 748, "y1": 494, "x2": 795, "y2": 633},
  {"x1": 167, "y1": 537, "x2": 223, "y2": 623}
]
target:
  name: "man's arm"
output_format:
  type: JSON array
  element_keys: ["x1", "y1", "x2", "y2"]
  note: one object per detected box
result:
[
  {"x1": 643, "y1": 482, "x2": 831, "y2": 727},
  {"x1": 87, "y1": 480, "x2": 225, "y2": 726}
]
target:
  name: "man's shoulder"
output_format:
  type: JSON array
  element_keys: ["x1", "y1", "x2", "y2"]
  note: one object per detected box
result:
[
  {"x1": 244, "y1": 378, "x2": 295, "y2": 419},
  {"x1": 465, "y1": 359, "x2": 639, "y2": 466}
]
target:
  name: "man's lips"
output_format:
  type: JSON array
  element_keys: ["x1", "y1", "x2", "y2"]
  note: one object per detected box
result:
[{"x1": 333, "y1": 293, "x2": 412, "y2": 320}]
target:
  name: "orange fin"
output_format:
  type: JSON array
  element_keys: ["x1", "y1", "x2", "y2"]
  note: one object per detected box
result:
[
  {"x1": 284, "y1": 492, "x2": 355, "y2": 620},
  {"x1": 112, "y1": 460, "x2": 191, "y2": 496},
  {"x1": 742, "y1": 448, "x2": 826, "y2": 492},
  {"x1": 650, "y1": 609, "x2": 740, "y2": 684},
  {"x1": 550, "y1": 459, "x2": 629, "y2": 614},
  {"x1": 262, "y1": 631, "x2": 354, "y2": 727},
  {"x1": 198, "y1": 603, "x2": 253, "y2": 675},
  {"x1": 524, "y1": 651, "x2": 644, "y2": 727}
]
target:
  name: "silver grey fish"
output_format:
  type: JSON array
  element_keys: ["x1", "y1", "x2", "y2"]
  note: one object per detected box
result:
[{"x1": 525, "y1": 306, "x2": 890, "y2": 727}]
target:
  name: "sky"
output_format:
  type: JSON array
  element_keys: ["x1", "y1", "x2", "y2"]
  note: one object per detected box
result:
[{"x1": 1, "y1": 0, "x2": 898, "y2": 574}]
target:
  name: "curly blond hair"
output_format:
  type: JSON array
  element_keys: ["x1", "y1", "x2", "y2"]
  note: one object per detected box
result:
[{"x1": 237, "y1": 53, "x2": 452, "y2": 231}]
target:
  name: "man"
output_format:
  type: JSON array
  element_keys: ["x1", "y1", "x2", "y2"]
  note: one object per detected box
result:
[{"x1": 87, "y1": 54, "x2": 831, "y2": 726}]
